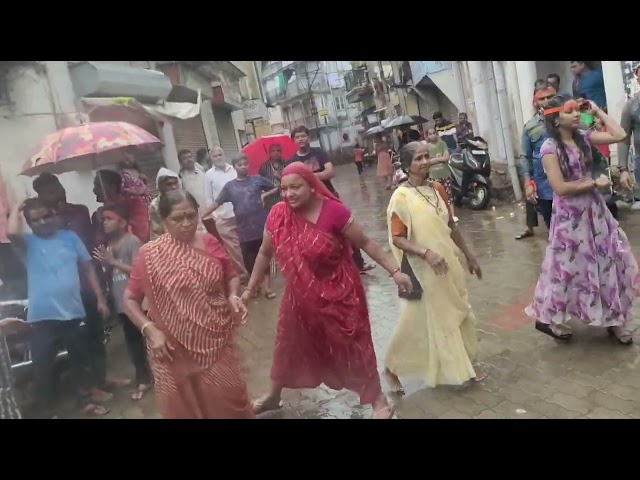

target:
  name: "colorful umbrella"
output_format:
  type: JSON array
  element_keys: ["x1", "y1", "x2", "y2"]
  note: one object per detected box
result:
[
  {"x1": 21, "y1": 121, "x2": 162, "y2": 177},
  {"x1": 242, "y1": 134, "x2": 298, "y2": 175}
]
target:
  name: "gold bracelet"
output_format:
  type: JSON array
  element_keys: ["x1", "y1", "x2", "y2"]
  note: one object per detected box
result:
[{"x1": 140, "y1": 321, "x2": 153, "y2": 336}]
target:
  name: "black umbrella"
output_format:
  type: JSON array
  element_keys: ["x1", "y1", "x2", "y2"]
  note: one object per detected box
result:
[
  {"x1": 365, "y1": 125, "x2": 386, "y2": 136},
  {"x1": 385, "y1": 115, "x2": 429, "y2": 129}
]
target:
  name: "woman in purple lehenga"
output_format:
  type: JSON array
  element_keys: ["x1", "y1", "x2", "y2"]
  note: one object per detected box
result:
[{"x1": 525, "y1": 94, "x2": 640, "y2": 344}]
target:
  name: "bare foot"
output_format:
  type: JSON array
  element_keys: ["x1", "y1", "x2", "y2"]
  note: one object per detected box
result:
[
  {"x1": 252, "y1": 395, "x2": 283, "y2": 415},
  {"x1": 372, "y1": 394, "x2": 395, "y2": 419},
  {"x1": 383, "y1": 368, "x2": 405, "y2": 395},
  {"x1": 131, "y1": 383, "x2": 153, "y2": 401},
  {"x1": 473, "y1": 365, "x2": 488, "y2": 382},
  {"x1": 82, "y1": 403, "x2": 110, "y2": 417},
  {"x1": 89, "y1": 388, "x2": 114, "y2": 403}
]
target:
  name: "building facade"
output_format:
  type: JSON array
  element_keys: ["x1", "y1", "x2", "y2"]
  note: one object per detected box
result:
[
  {"x1": 260, "y1": 61, "x2": 364, "y2": 152},
  {"x1": 0, "y1": 60, "x2": 252, "y2": 212}
]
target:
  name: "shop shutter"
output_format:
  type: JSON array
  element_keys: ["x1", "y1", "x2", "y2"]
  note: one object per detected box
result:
[
  {"x1": 213, "y1": 108, "x2": 239, "y2": 157},
  {"x1": 172, "y1": 115, "x2": 209, "y2": 159}
]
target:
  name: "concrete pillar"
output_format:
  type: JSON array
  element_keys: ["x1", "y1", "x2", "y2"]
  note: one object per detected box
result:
[
  {"x1": 602, "y1": 61, "x2": 626, "y2": 166},
  {"x1": 43, "y1": 61, "x2": 78, "y2": 116},
  {"x1": 159, "y1": 120, "x2": 180, "y2": 172},
  {"x1": 505, "y1": 61, "x2": 524, "y2": 136},
  {"x1": 467, "y1": 62, "x2": 498, "y2": 161},
  {"x1": 453, "y1": 61, "x2": 468, "y2": 114},
  {"x1": 486, "y1": 63, "x2": 507, "y2": 164},
  {"x1": 391, "y1": 60, "x2": 408, "y2": 115},
  {"x1": 493, "y1": 61, "x2": 523, "y2": 200},
  {"x1": 458, "y1": 62, "x2": 478, "y2": 128},
  {"x1": 200, "y1": 100, "x2": 220, "y2": 147},
  {"x1": 515, "y1": 61, "x2": 537, "y2": 123}
]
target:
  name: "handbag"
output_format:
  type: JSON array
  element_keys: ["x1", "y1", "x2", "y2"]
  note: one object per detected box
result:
[{"x1": 398, "y1": 253, "x2": 423, "y2": 301}]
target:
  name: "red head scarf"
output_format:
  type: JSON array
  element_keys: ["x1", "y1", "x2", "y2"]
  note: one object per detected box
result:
[{"x1": 281, "y1": 161, "x2": 339, "y2": 202}]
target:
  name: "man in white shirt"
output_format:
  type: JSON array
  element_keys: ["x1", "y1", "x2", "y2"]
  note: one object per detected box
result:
[
  {"x1": 178, "y1": 149, "x2": 206, "y2": 208},
  {"x1": 203, "y1": 147, "x2": 248, "y2": 281},
  {"x1": 177, "y1": 149, "x2": 221, "y2": 238}
]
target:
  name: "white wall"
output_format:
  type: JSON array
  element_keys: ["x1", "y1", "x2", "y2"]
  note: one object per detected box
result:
[
  {"x1": 535, "y1": 61, "x2": 573, "y2": 94},
  {"x1": 0, "y1": 62, "x2": 101, "y2": 212}
]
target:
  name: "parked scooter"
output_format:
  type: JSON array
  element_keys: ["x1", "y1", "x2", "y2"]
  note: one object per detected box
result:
[{"x1": 448, "y1": 136, "x2": 492, "y2": 210}]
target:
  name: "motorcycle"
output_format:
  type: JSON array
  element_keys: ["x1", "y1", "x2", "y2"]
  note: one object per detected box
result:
[
  {"x1": 0, "y1": 299, "x2": 68, "y2": 382},
  {"x1": 448, "y1": 136, "x2": 492, "y2": 210},
  {"x1": 2, "y1": 298, "x2": 113, "y2": 383}
]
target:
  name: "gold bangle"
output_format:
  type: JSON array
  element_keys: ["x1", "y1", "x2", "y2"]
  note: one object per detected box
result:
[{"x1": 140, "y1": 321, "x2": 153, "y2": 336}]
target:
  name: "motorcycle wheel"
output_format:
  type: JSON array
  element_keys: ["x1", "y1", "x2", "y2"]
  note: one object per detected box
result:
[{"x1": 469, "y1": 184, "x2": 490, "y2": 210}]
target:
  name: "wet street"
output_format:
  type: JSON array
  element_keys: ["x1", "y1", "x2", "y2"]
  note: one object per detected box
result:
[{"x1": 49, "y1": 163, "x2": 640, "y2": 419}]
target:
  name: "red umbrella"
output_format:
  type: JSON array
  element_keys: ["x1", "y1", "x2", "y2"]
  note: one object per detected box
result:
[{"x1": 242, "y1": 134, "x2": 298, "y2": 175}]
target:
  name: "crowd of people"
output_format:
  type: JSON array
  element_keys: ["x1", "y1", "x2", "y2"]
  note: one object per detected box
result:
[{"x1": 1, "y1": 62, "x2": 639, "y2": 420}]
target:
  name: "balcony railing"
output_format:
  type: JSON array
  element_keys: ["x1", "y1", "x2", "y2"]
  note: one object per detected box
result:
[
  {"x1": 264, "y1": 78, "x2": 328, "y2": 105},
  {"x1": 345, "y1": 69, "x2": 370, "y2": 93},
  {"x1": 284, "y1": 114, "x2": 337, "y2": 130}
]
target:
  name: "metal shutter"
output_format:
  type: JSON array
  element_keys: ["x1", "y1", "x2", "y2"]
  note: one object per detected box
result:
[
  {"x1": 172, "y1": 115, "x2": 209, "y2": 159},
  {"x1": 213, "y1": 108, "x2": 239, "y2": 157}
]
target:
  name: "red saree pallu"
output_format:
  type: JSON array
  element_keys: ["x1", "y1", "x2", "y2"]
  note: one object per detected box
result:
[
  {"x1": 266, "y1": 202, "x2": 382, "y2": 405},
  {"x1": 130, "y1": 233, "x2": 254, "y2": 419}
]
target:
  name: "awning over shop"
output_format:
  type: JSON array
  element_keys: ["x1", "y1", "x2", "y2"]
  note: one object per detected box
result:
[
  {"x1": 70, "y1": 62, "x2": 173, "y2": 103},
  {"x1": 81, "y1": 91, "x2": 201, "y2": 122}
]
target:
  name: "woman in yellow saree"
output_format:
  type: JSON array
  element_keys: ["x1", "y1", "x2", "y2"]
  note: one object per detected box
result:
[{"x1": 384, "y1": 142, "x2": 486, "y2": 393}]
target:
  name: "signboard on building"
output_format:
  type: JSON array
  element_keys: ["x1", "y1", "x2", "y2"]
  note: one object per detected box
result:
[
  {"x1": 243, "y1": 99, "x2": 268, "y2": 120},
  {"x1": 319, "y1": 108, "x2": 329, "y2": 118}
]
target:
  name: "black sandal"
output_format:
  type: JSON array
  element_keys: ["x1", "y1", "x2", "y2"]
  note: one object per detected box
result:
[
  {"x1": 535, "y1": 321, "x2": 572, "y2": 341},
  {"x1": 515, "y1": 230, "x2": 534, "y2": 240}
]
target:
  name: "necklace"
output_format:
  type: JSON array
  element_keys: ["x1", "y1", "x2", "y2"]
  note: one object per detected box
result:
[{"x1": 406, "y1": 179, "x2": 442, "y2": 212}]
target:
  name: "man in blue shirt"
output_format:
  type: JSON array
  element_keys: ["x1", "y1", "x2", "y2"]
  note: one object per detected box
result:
[
  {"x1": 571, "y1": 61, "x2": 607, "y2": 109},
  {"x1": 8, "y1": 198, "x2": 111, "y2": 417},
  {"x1": 516, "y1": 86, "x2": 556, "y2": 240}
]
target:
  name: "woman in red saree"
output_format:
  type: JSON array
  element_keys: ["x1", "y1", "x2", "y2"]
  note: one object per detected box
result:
[
  {"x1": 241, "y1": 162, "x2": 413, "y2": 419},
  {"x1": 123, "y1": 190, "x2": 254, "y2": 419}
]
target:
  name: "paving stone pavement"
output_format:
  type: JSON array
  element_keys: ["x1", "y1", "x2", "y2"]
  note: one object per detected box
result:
[{"x1": 32, "y1": 164, "x2": 640, "y2": 419}]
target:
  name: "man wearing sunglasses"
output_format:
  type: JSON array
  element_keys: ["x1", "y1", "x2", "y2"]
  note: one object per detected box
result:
[
  {"x1": 516, "y1": 86, "x2": 556, "y2": 240},
  {"x1": 7, "y1": 199, "x2": 111, "y2": 417}
]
